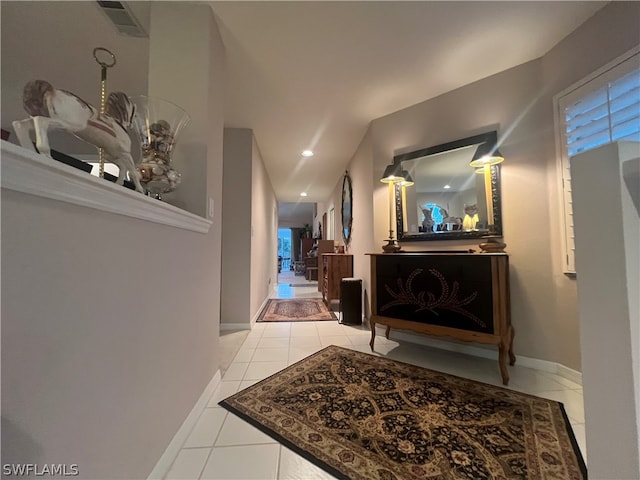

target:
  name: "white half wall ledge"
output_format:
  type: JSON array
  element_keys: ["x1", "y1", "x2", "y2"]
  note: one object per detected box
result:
[{"x1": 0, "y1": 141, "x2": 213, "y2": 233}]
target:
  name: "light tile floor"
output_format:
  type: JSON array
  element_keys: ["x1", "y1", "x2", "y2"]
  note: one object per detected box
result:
[{"x1": 164, "y1": 271, "x2": 586, "y2": 479}]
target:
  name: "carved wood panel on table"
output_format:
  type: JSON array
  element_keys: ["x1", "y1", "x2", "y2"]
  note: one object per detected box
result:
[{"x1": 368, "y1": 253, "x2": 515, "y2": 384}]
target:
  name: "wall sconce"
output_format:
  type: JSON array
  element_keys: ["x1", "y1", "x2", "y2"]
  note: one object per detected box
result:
[
  {"x1": 380, "y1": 163, "x2": 405, "y2": 253},
  {"x1": 470, "y1": 142, "x2": 506, "y2": 252},
  {"x1": 399, "y1": 170, "x2": 414, "y2": 187}
]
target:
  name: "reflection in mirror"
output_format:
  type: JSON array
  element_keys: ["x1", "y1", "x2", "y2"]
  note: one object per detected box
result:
[{"x1": 394, "y1": 132, "x2": 502, "y2": 242}]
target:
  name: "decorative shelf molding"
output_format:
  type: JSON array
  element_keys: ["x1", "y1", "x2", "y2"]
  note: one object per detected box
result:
[{"x1": 1, "y1": 141, "x2": 212, "y2": 233}]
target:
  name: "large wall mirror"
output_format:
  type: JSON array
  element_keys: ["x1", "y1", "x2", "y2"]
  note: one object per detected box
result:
[
  {"x1": 394, "y1": 131, "x2": 503, "y2": 242},
  {"x1": 341, "y1": 171, "x2": 353, "y2": 245}
]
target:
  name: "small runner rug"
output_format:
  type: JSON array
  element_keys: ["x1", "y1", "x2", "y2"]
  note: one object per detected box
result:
[
  {"x1": 220, "y1": 346, "x2": 587, "y2": 480},
  {"x1": 257, "y1": 298, "x2": 336, "y2": 322}
]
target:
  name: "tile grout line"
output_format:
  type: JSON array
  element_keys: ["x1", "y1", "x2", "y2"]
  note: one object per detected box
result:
[{"x1": 196, "y1": 447, "x2": 214, "y2": 480}]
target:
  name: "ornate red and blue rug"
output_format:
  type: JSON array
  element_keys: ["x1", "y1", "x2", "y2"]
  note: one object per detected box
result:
[
  {"x1": 257, "y1": 299, "x2": 336, "y2": 322},
  {"x1": 220, "y1": 345, "x2": 586, "y2": 480}
]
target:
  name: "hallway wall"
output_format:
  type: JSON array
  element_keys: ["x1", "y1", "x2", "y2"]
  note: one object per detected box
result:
[
  {"x1": 221, "y1": 128, "x2": 278, "y2": 328},
  {"x1": 325, "y1": 131, "x2": 376, "y2": 317},
  {"x1": 250, "y1": 136, "x2": 279, "y2": 322},
  {"x1": 348, "y1": 1, "x2": 639, "y2": 371},
  {"x1": 221, "y1": 128, "x2": 253, "y2": 326},
  {"x1": 1, "y1": 4, "x2": 226, "y2": 479}
]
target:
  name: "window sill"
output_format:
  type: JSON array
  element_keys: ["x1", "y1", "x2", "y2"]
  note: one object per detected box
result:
[{"x1": 1, "y1": 141, "x2": 212, "y2": 233}]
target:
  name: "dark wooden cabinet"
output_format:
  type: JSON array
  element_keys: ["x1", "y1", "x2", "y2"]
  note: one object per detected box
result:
[
  {"x1": 300, "y1": 238, "x2": 315, "y2": 260},
  {"x1": 305, "y1": 256, "x2": 318, "y2": 280},
  {"x1": 368, "y1": 252, "x2": 515, "y2": 385},
  {"x1": 322, "y1": 254, "x2": 353, "y2": 306},
  {"x1": 316, "y1": 240, "x2": 335, "y2": 292}
]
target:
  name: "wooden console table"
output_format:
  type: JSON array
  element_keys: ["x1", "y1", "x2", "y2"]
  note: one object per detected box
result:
[{"x1": 368, "y1": 252, "x2": 515, "y2": 385}]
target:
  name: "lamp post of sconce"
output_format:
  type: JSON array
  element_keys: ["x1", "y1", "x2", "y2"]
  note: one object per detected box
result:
[
  {"x1": 470, "y1": 144, "x2": 507, "y2": 253},
  {"x1": 380, "y1": 163, "x2": 405, "y2": 253}
]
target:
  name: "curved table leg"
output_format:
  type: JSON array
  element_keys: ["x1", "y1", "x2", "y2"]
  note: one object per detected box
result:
[
  {"x1": 499, "y1": 341, "x2": 510, "y2": 385},
  {"x1": 508, "y1": 325, "x2": 516, "y2": 365},
  {"x1": 369, "y1": 319, "x2": 376, "y2": 350}
]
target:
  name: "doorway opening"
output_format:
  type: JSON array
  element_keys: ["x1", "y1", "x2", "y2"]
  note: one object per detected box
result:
[{"x1": 278, "y1": 228, "x2": 292, "y2": 274}]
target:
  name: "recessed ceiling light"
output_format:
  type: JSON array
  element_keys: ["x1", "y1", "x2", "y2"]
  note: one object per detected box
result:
[
  {"x1": 301, "y1": 150, "x2": 314, "y2": 157},
  {"x1": 300, "y1": 192, "x2": 308, "y2": 197},
  {"x1": 444, "y1": 184, "x2": 451, "y2": 189}
]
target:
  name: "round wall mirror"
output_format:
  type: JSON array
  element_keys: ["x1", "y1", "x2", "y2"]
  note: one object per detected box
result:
[{"x1": 341, "y1": 171, "x2": 353, "y2": 246}]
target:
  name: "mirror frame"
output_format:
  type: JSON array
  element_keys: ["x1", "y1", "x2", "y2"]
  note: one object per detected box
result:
[
  {"x1": 341, "y1": 171, "x2": 353, "y2": 246},
  {"x1": 394, "y1": 131, "x2": 503, "y2": 242}
]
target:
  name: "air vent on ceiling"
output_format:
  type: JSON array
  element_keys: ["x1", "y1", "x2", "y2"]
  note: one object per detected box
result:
[{"x1": 96, "y1": 1, "x2": 147, "y2": 38}]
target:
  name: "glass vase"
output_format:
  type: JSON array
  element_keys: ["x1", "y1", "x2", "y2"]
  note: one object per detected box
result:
[{"x1": 131, "y1": 96, "x2": 190, "y2": 199}]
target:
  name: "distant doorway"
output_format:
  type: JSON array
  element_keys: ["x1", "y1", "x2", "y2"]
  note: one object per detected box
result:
[{"x1": 278, "y1": 228, "x2": 292, "y2": 273}]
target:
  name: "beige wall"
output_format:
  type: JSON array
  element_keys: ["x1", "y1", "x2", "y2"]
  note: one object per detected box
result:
[
  {"x1": 147, "y1": 3, "x2": 209, "y2": 217},
  {"x1": 347, "y1": 1, "x2": 640, "y2": 371},
  {"x1": 0, "y1": 2, "x2": 150, "y2": 152},
  {"x1": 221, "y1": 128, "x2": 253, "y2": 325},
  {"x1": 279, "y1": 211, "x2": 315, "y2": 229},
  {"x1": 326, "y1": 131, "x2": 377, "y2": 317},
  {"x1": 369, "y1": 58, "x2": 561, "y2": 363},
  {"x1": 221, "y1": 128, "x2": 278, "y2": 326},
  {"x1": 250, "y1": 136, "x2": 279, "y2": 320},
  {"x1": 538, "y1": 0, "x2": 640, "y2": 369},
  {"x1": 1, "y1": 4, "x2": 225, "y2": 479}
]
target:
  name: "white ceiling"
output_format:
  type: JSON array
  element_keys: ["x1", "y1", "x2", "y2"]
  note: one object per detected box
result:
[
  {"x1": 209, "y1": 1, "x2": 606, "y2": 202},
  {"x1": 1, "y1": 1, "x2": 607, "y2": 206}
]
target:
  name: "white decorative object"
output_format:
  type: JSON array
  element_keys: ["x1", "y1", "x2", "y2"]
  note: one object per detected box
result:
[
  {"x1": 130, "y1": 95, "x2": 190, "y2": 199},
  {"x1": 12, "y1": 79, "x2": 145, "y2": 193}
]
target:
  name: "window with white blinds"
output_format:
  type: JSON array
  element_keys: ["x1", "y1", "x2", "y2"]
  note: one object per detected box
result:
[{"x1": 555, "y1": 47, "x2": 639, "y2": 273}]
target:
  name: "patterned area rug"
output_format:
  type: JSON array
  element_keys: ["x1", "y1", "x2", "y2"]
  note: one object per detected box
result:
[
  {"x1": 220, "y1": 346, "x2": 587, "y2": 480},
  {"x1": 257, "y1": 299, "x2": 337, "y2": 322}
]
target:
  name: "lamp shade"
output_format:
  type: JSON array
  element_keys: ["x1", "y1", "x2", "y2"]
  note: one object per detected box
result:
[
  {"x1": 380, "y1": 163, "x2": 405, "y2": 183},
  {"x1": 469, "y1": 142, "x2": 505, "y2": 167},
  {"x1": 400, "y1": 170, "x2": 414, "y2": 186}
]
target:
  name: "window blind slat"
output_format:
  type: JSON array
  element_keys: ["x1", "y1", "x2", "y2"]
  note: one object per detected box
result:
[
  {"x1": 610, "y1": 85, "x2": 640, "y2": 114},
  {"x1": 614, "y1": 130, "x2": 640, "y2": 143},
  {"x1": 565, "y1": 87, "x2": 608, "y2": 117},
  {"x1": 613, "y1": 116, "x2": 640, "y2": 140},
  {"x1": 566, "y1": 103, "x2": 609, "y2": 132},
  {"x1": 609, "y1": 69, "x2": 640, "y2": 100},
  {"x1": 568, "y1": 130, "x2": 612, "y2": 156},
  {"x1": 611, "y1": 102, "x2": 640, "y2": 126},
  {"x1": 566, "y1": 116, "x2": 610, "y2": 144}
]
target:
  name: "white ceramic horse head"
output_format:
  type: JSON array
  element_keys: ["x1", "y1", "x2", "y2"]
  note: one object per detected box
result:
[{"x1": 12, "y1": 80, "x2": 145, "y2": 193}]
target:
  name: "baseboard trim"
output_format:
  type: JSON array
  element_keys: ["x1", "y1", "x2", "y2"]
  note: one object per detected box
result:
[
  {"x1": 384, "y1": 328, "x2": 582, "y2": 386},
  {"x1": 556, "y1": 363, "x2": 583, "y2": 385},
  {"x1": 220, "y1": 323, "x2": 251, "y2": 331},
  {"x1": 147, "y1": 370, "x2": 222, "y2": 480},
  {"x1": 250, "y1": 296, "x2": 271, "y2": 327},
  {"x1": 220, "y1": 297, "x2": 271, "y2": 332}
]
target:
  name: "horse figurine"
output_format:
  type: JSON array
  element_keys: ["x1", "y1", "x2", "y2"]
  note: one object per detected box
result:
[{"x1": 12, "y1": 80, "x2": 145, "y2": 193}]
